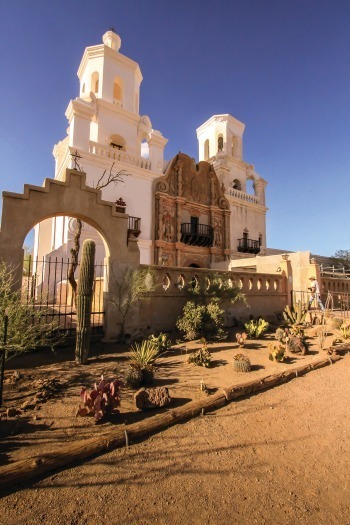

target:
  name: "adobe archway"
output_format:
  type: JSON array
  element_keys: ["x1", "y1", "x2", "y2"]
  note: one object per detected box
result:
[{"x1": 0, "y1": 169, "x2": 140, "y2": 339}]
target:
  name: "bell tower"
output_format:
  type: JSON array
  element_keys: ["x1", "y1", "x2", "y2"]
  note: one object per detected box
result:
[{"x1": 61, "y1": 29, "x2": 167, "y2": 172}]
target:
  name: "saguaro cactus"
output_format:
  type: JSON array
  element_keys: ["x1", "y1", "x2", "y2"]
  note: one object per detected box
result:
[{"x1": 75, "y1": 239, "x2": 95, "y2": 364}]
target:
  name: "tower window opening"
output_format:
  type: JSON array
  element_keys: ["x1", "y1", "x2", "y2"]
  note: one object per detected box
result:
[
  {"x1": 91, "y1": 72, "x2": 99, "y2": 94},
  {"x1": 218, "y1": 135, "x2": 223, "y2": 152},
  {"x1": 113, "y1": 77, "x2": 123, "y2": 105},
  {"x1": 204, "y1": 139, "x2": 210, "y2": 161}
]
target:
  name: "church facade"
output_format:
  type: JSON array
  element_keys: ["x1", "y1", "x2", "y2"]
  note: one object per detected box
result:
[{"x1": 34, "y1": 29, "x2": 268, "y2": 269}]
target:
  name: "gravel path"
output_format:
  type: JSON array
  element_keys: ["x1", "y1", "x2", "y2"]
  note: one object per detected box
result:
[{"x1": 1, "y1": 354, "x2": 350, "y2": 525}]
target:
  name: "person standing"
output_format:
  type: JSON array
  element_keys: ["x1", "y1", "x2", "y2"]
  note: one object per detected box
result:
[{"x1": 308, "y1": 276, "x2": 324, "y2": 311}]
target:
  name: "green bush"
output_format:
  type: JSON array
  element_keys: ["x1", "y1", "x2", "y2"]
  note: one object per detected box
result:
[{"x1": 176, "y1": 299, "x2": 227, "y2": 341}]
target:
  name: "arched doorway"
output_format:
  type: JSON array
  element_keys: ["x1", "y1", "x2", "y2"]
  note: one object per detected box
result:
[{"x1": 0, "y1": 169, "x2": 140, "y2": 340}]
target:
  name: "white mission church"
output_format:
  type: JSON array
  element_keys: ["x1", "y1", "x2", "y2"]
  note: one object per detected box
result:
[{"x1": 34, "y1": 29, "x2": 268, "y2": 269}]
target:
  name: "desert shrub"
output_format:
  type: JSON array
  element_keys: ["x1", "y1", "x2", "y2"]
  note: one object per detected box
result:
[
  {"x1": 176, "y1": 299, "x2": 226, "y2": 341},
  {"x1": 188, "y1": 343, "x2": 211, "y2": 367},
  {"x1": 148, "y1": 332, "x2": 171, "y2": 354},
  {"x1": 244, "y1": 318, "x2": 269, "y2": 339}
]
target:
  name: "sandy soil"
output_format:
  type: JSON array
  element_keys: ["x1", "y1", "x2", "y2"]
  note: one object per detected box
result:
[{"x1": 1, "y1": 328, "x2": 350, "y2": 524}]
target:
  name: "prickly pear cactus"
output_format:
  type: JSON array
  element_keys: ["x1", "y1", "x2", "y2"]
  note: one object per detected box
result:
[
  {"x1": 233, "y1": 353, "x2": 251, "y2": 373},
  {"x1": 75, "y1": 239, "x2": 96, "y2": 364}
]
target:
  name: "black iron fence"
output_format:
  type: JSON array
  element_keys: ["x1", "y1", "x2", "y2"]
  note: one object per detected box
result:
[{"x1": 22, "y1": 256, "x2": 106, "y2": 335}]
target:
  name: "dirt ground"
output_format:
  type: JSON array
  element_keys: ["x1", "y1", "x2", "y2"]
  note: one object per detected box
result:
[{"x1": 1, "y1": 327, "x2": 350, "y2": 524}]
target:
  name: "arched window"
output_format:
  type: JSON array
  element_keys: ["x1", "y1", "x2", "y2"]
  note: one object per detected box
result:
[
  {"x1": 204, "y1": 139, "x2": 210, "y2": 160},
  {"x1": 141, "y1": 139, "x2": 149, "y2": 159},
  {"x1": 82, "y1": 83, "x2": 85, "y2": 94},
  {"x1": 246, "y1": 179, "x2": 255, "y2": 195},
  {"x1": 232, "y1": 179, "x2": 241, "y2": 191},
  {"x1": 113, "y1": 77, "x2": 123, "y2": 104},
  {"x1": 91, "y1": 72, "x2": 99, "y2": 94},
  {"x1": 218, "y1": 134, "x2": 223, "y2": 152},
  {"x1": 109, "y1": 134, "x2": 126, "y2": 151}
]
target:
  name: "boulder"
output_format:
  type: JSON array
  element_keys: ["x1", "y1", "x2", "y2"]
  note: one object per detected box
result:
[
  {"x1": 134, "y1": 387, "x2": 171, "y2": 410},
  {"x1": 288, "y1": 335, "x2": 308, "y2": 355}
]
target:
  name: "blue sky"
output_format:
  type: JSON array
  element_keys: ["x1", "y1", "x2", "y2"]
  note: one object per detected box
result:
[{"x1": 0, "y1": 0, "x2": 349, "y2": 256}]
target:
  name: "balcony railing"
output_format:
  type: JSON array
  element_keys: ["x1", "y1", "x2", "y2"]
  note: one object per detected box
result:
[
  {"x1": 181, "y1": 223, "x2": 214, "y2": 248},
  {"x1": 88, "y1": 141, "x2": 152, "y2": 170},
  {"x1": 237, "y1": 238, "x2": 261, "y2": 254},
  {"x1": 229, "y1": 188, "x2": 259, "y2": 205},
  {"x1": 128, "y1": 216, "x2": 141, "y2": 240}
]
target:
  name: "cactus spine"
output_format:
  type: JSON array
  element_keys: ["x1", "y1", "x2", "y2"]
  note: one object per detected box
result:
[{"x1": 75, "y1": 239, "x2": 96, "y2": 364}]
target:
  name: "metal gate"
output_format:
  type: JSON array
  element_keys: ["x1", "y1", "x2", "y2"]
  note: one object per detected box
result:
[{"x1": 22, "y1": 256, "x2": 106, "y2": 335}]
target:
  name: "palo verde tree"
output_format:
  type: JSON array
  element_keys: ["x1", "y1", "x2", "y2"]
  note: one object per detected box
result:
[
  {"x1": 108, "y1": 266, "x2": 156, "y2": 342},
  {"x1": 0, "y1": 262, "x2": 62, "y2": 406},
  {"x1": 329, "y1": 249, "x2": 350, "y2": 270}
]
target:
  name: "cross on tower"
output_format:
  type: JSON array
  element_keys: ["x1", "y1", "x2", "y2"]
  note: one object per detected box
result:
[{"x1": 71, "y1": 150, "x2": 82, "y2": 171}]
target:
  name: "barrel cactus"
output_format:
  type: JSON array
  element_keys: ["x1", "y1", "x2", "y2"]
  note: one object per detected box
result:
[
  {"x1": 125, "y1": 365, "x2": 143, "y2": 389},
  {"x1": 75, "y1": 239, "x2": 96, "y2": 364},
  {"x1": 233, "y1": 353, "x2": 251, "y2": 373}
]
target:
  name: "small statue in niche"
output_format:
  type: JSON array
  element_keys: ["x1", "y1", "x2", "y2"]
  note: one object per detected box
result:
[{"x1": 163, "y1": 216, "x2": 174, "y2": 242}]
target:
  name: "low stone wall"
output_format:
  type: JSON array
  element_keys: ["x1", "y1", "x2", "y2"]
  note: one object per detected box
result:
[
  {"x1": 321, "y1": 277, "x2": 350, "y2": 294},
  {"x1": 138, "y1": 265, "x2": 287, "y2": 332}
]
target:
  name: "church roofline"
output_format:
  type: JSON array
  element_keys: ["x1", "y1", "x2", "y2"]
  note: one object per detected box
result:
[
  {"x1": 196, "y1": 114, "x2": 245, "y2": 135},
  {"x1": 77, "y1": 44, "x2": 143, "y2": 84}
]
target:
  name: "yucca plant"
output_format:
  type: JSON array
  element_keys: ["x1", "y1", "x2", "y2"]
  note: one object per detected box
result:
[
  {"x1": 129, "y1": 339, "x2": 159, "y2": 368},
  {"x1": 244, "y1": 318, "x2": 269, "y2": 339}
]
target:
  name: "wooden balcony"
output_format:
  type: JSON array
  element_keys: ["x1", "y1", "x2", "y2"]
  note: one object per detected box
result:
[
  {"x1": 237, "y1": 238, "x2": 260, "y2": 254},
  {"x1": 181, "y1": 223, "x2": 214, "y2": 248}
]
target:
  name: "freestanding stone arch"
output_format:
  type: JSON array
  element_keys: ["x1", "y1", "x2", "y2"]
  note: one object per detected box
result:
[{"x1": 0, "y1": 169, "x2": 140, "y2": 339}]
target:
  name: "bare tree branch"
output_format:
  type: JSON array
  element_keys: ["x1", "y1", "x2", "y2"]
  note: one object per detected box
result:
[{"x1": 94, "y1": 162, "x2": 128, "y2": 191}]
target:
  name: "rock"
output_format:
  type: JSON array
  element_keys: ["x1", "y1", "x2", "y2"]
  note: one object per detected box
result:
[
  {"x1": 134, "y1": 387, "x2": 171, "y2": 410},
  {"x1": 288, "y1": 335, "x2": 308, "y2": 355},
  {"x1": 7, "y1": 407, "x2": 21, "y2": 418}
]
